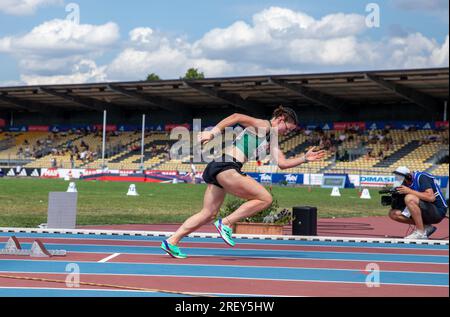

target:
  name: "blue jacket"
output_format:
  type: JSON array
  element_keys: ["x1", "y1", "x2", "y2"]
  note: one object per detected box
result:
[{"x1": 408, "y1": 171, "x2": 448, "y2": 215}]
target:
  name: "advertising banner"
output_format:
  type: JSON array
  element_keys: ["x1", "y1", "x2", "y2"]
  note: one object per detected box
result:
[
  {"x1": 334, "y1": 122, "x2": 366, "y2": 131},
  {"x1": 28, "y1": 125, "x2": 50, "y2": 132}
]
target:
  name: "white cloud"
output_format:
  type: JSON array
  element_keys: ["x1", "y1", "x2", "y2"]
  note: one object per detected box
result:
[
  {"x1": 191, "y1": 7, "x2": 370, "y2": 71},
  {"x1": 195, "y1": 7, "x2": 366, "y2": 56},
  {"x1": 1, "y1": 6, "x2": 448, "y2": 85},
  {"x1": 430, "y1": 35, "x2": 449, "y2": 66},
  {"x1": 0, "y1": 79, "x2": 23, "y2": 87},
  {"x1": 0, "y1": 19, "x2": 119, "y2": 83},
  {"x1": 0, "y1": 19, "x2": 119, "y2": 55},
  {"x1": 194, "y1": 21, "x2": 269, "y2": 52},
  {"x1": 0, "y1": 0, "x2": 63, "y2": 16},
  {"x1": 384, "y1": 33, "x2": 449, "y2": 68},
  {"x1": 21, "y1": 59, "x2": 107, "y2": 85},
  {"x1": 288, "y1": 37, "x2": 370, "y2": 65},
  {"x1": 130, "y1": 27, "x2": 155, "y2": 45},
  {"x1": 106, "y1": 34, "x2": 232, "y2": 81}
]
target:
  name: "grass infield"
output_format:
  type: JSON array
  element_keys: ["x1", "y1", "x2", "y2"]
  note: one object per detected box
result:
[{"x1": 0, "y1": 178, "x2": 388, "y2": 227}]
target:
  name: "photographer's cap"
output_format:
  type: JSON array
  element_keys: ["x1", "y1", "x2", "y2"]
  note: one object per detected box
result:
[{"x1": 393, "y1": 166, "x2": 410, "y2": 177}]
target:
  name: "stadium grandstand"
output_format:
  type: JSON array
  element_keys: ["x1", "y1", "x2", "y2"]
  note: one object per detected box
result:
[{"x1": 0, "y1": 67, "x2": 448, "y2": 178}]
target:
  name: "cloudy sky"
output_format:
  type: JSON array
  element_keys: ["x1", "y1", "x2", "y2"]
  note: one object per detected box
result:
[{"x1": 0, "y1": 0, "x2": 448, "y2": 86}]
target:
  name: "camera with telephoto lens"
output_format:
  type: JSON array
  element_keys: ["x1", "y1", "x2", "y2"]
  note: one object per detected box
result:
[{"x1": 379, "y1": 188, "x2": 407, "y2": 210}]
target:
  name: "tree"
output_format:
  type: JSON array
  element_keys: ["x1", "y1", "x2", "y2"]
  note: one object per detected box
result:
[
  {"x1": 146, "y1": 73, "x2": 161, "y2": 81},
  {"x1": 183, "y1": 68, "x2": 205, "y2": 80}
]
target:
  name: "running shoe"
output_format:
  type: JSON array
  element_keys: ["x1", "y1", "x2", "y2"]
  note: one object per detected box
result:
[
  {"x1": 214, "y1": 219, "x2": 235, "y2": 247},
  {"x1": 405, "y1": 230, "x2": 428, "y2": 240},
  {"x1": 424, "y1": 225, "x2": 437, "y2": 238},
  {"x1": 161, "y1": 240, "x2": 187, "y2": 259}
]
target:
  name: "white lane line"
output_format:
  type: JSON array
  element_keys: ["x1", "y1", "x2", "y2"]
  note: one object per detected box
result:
[
  {"x1": 1, "y1": 227, "x2": 447, "y2": 245},
  {"x1": 98, "y1": 253, "x2": 121, "y2": 263}
]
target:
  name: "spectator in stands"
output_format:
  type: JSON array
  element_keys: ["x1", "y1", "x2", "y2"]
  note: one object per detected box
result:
[
  {"x1": 163, "y1": 144, "x2": 170, "y2": 160},
  {"x1": 24, "y1": 146, "x2": 31, "y2": 158},
  {"x1": 80, "y1": 150, "x2": 88, "y2": 161},
  {"x1": 386, "y1": 135, "x2": 394, "y2": 146},
  {"x1": 368, "y1": 130, "x2": 377, "y2": 144},
  {"x1": 16, "y1": 147, "x2": 24, "y2": 159},
  {"x1": 51, "y1": 157, "x2": 57, "y2": 168},
  {"x1": 368, "y1": 149, "x2": 377, "y2": 159},
  {"x1": 70, "y1": 154, "x2": 75, "y2": 169},
  {"x1": 320, "y1": 137, "x2": 332, "y2": 151},
  {"x1": 420, "y1": 135, "x2": 430, "y2": 145},
  {"x1": 442, "y1": 131, "x2": 449, "y2": 145},
  {"x1": 336, "y1": 147, "x2": 347, "y2": 161},
  {"x1": 428, "y1": 133, "x2": 439, "y2": 143},
  {"x1": 388, "y1": 167, "x2": 448, "y2": 240}
]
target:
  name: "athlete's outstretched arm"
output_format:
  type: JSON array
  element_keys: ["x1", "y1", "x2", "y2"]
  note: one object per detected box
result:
[
  {"x1": 274, "y1": 146, "x2": 327, "y2": 170},
  {"x1": 199, "y1": 113, "x2": 269, "y2": 144}
]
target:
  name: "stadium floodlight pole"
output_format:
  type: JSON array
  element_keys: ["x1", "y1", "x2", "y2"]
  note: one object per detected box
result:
[
  {"x1": 102, "y1": 110, "x2": 107, "y2": 170},
  {"x1": 141, "y1": 114, "x2": 146, "y2": 171}
]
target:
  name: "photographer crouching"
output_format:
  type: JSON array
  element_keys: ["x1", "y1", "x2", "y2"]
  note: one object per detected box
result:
[{"x1": 386, "y1": 167, "x2": 448, "y2": 240}]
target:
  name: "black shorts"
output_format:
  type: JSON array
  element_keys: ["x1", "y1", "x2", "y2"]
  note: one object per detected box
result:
[
  {"x1": 202, "y1": 156, "x2": 246, "y2": 188},
  {"x1": 418, "y1": 200, "x2": 446, "y2": 225}
]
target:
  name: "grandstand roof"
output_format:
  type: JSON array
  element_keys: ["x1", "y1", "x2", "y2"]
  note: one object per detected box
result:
[{"x1": 0, "y1": 67, "x2": 448, "y2": 115}]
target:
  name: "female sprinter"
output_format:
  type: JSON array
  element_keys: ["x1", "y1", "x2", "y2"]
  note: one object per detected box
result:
[{"x1": 161, "y1": 106, "x2": 326, "y2": 258}]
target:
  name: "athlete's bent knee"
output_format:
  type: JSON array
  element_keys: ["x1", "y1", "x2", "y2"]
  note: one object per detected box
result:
[
  {"x1": 201, "y1": 209, "x2": 217, "y2": 222},
  {"x1": 388, "y1": 209, "x2": 396, "y2": 220},
  {"x1": 259, "y1": 195, "x2": 273, "y2": 210},
  {"x1": 389, "y1": 209, "x2": 401, "y2": 221}
]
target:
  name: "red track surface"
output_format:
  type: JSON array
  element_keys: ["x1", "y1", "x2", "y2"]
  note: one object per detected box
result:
[
  {"x1": 80, "y1": 216, "x2": 450, "y2": 239},
  {"x1": 0, "y1": 221, "x2": 448, "y2": 297},
  {"x1": 1, "y1": 273, "x2": 447, "y2": 297}
]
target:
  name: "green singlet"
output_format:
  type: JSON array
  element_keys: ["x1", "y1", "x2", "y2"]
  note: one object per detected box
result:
[{"x1": 233, "y1": 122, "x2": 271, "y2": 161}]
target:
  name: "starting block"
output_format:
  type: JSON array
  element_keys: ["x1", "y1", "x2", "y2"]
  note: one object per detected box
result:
[{"x1": 0, "y1": 236, "x2": 67, "y2": 258}]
